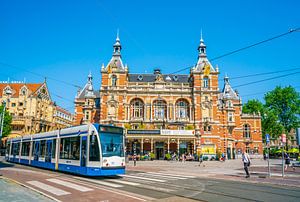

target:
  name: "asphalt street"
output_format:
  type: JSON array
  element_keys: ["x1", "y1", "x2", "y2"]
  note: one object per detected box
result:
[{"x1": 1, "y1": 159, "x2": 300, "y2": 202}]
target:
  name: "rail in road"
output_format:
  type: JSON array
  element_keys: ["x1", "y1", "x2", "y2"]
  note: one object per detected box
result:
[{"x1": 1, "y1": 162, "x2": 300, "y2": 202}]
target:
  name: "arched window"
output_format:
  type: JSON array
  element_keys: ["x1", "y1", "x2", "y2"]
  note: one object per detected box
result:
[
  {"x1": 153, "y1": 99, "x2": 167, "y2": 119},
  {"x1": 203, "y1": 77, "x2": 209, "y2": 88},
  {"x1": 243, "y1": 124, "x2": 251, "y2": 138},
  {"x1": 130, "y1": 98, "x2": 144, "y2": 118},
  {"x1": 112, "y1": 75, "x2": 117, "y2": 87},
  {"x1": 175, "y1": 99, "x2": 189, "y2": 119}
]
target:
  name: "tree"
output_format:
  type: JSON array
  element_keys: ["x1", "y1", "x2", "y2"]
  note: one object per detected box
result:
[
  {"x1": 0, "y1": 105, "x2": 12, "y2": 138},
  {"x1": 264, "y1": 86, "x2": 300, "y2": 134},
  {"x1": 242, "y1": 99, "x2": 264, "y2": 115},
  {"x1": 242, "y1": 99, "x2": 284, "y2": 139}
]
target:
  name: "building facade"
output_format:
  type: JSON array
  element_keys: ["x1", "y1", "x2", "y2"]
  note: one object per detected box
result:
[
  {"x1": 75, "y1": 35, "x2": 263, "y2": 159},
  {"x1": 0, "y1": 81, "x2": 73, "y2": 137}
]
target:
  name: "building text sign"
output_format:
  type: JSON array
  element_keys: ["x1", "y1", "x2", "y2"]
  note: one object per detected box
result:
[{"x1": 161, "y1": 130, "x2": 194, "y2": 136}]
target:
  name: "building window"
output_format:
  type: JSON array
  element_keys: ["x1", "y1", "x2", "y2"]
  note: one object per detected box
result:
[
  {"x1": 203, "y1": 77, "x2": 209, "y2": 88},
  {"x1": 19, "y1": 102, "x2": 23, "y2": 106},
  {"x1": 175, "y1": 99, "x2": 189, "y2": 119},
  {"x1": 130, "y1": 98, "x2": 144, "y2": 118},
  {"x1": 153, "y1": 99, "x2": 167, "y2": 119},
  {"x1": 228, "y1": 112, "x2": 234, "y2": 122},
  {"x1": 243, "y1": 124, "x2": 251, "y2": 138},
  {"x1": 85, "y1": 111, "x2": 90, "y2": 120},
  {"x1": 227, "y1": 101, "x2": 232, "y2": 108},
  {"x1": 11, "y1": 103, "x2": 16, "y2": 107},
  {"x1": 112, "y1": 75, "x2": 117, "y2": 87}
]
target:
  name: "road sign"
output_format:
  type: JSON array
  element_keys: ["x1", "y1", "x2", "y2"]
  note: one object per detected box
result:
[
  {"x1": 281, "y1": 134, "x2": 286, "y2": 143},
  {"x1": 265, "y1": 134, "x2": 270, "y2": 144}
]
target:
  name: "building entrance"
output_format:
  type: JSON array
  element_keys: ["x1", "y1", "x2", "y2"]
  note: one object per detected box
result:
[{"x1": 155, "y1": 142, "x2": 164, "y2": 160}]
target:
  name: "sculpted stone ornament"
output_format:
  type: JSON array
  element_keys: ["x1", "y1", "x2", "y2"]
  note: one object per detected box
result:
[{"x1": 155, "y1": 74, "x2": 164, "y2": 82}]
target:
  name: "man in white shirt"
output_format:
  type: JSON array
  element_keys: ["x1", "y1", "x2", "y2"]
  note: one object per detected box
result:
[{"x1": 242, "y1": 150, "x2": 251, "y2": 178}]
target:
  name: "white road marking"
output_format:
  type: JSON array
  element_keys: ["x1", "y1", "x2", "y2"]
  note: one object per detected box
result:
[
  {"x1": 141, "y1": 184, "x2": 174, "y2": 192},
  {"x1": 136, "y1": 172, "x2": 187, "y2": 180},
  {"x1": 27, "y1": 181, "x2": 70, "y2": 196},
  {"x1": 147, "y1": 172, "x2": 196, "y2": 178},
  {"x1": 46, "y1": 178, "x2": 94, "y2": 192},
  {"x1": 106, "y1": 179, "x2": 141, "y2": 186},
  {"x1": 119, "y1": 174, "x2": 166, "y2": 182},
  {"x1": 73, "y1": 177, "x2": 123, "y2": 188}
]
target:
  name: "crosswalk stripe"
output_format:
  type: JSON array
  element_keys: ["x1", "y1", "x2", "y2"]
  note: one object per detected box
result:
[
  {"x1": 27, "y1": 181, "x2": 70, "y2": 196},
  {"x1": 73, "y1": 177, "x2": 123, "y2": 188},
  {"x1": 106, "y1": 179, "x2": 141, "y2": 186},
  {"x1": 147, "y1": 172, "x2": 196, "y2": 178},
  {"x1": 46, "y1": 178, "x2": 93, "y2": 192},
  {"x1": 119, "y1": 174, "x2": 166, "y2": 182},
  {"x1": 136, "y1": 173, "x2": 187, "y2": 180},
  {"x1": 141, "y1": 184, "x2": 175, "y2": 193}
]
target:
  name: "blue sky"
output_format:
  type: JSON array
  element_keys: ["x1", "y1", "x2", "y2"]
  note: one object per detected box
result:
[{"x1": 0, "y1": 0, "x2": 299, "y2": 112}]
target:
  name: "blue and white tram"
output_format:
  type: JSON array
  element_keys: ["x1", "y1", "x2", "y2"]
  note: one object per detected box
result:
[{"x1": 6, "y1": 124, "x2": 125, "y2": 176}]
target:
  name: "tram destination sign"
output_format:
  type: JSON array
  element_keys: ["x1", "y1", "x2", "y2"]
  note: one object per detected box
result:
[{"x1": 99, "y1": 126, "x2": 123, "y2": 134}]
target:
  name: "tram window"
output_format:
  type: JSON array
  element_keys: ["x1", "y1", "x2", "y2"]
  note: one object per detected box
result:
[
  {"x1": 89, "y1": 135, "x2": 100, "y2": 161},
  {"x1": 40, "y1": 140, "x2": 46, "y2": 158},
  {"x1": 100, "y1": 133, "x2": 124, "y2": 157},
  {"x1": 60, "y1": 136, "x2": 80, "y2": 160},
  {"x1": 32, "y1": 142, "x2": 35, "y2": 156},
  {"x1": 6, "y1": 143, "x2": 10, "y2": 155},
  {"x1": 52, "y1": 139, "x2": 56, "y2": 158},
  {"x1": 21, "y1": 142, "x2": 30, "y2": 156},
  {"x1": 13, "y1": 143, "x2": 20, "y2": 155}
]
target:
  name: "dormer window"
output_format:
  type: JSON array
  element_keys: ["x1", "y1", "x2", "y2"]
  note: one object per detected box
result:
[
  {"x1": 20, "y1": 86, "x2": 27, "y2": 96},
  {"x1": 173, "y1": 75, "x2": 178, "y2": 81},
  {"x1": 137, "y1": 75, "x2": 143, "y2": 81}
]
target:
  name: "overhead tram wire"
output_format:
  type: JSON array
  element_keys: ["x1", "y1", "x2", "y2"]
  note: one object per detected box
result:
[
  {"x1": 0, "y1": 62, "x2": 81, "y2": 89},
  {"x1": 232, "y1": 71, "x2": 300, "y2": 88},
  {"x1": 170, "y1": 27, "x2": 300, "y2": 75},
  {"x1": 223, "y1": 67, "x2": 300, "y2": 81}
]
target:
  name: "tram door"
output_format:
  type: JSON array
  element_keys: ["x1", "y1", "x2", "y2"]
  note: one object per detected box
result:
[
  {"x1": 80, "y1": 136, "x2": 87, "y2": 167},
  {"x1": 34, "y1": 141, "x2": 40, "y2": 161},
  {"x1": 45, "y1": 140, "x2": 52, "y2": 163}
]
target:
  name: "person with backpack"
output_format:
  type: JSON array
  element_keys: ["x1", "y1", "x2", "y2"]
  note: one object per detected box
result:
[{"x1": 242, "y1": 150, "x2": 251, "y2": 178}]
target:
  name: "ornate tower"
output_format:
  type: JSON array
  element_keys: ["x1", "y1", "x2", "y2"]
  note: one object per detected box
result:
[
  {"x1": 191, "y1": 34, "x2": 220, "y2": 149},
  {"x1": 100, "y1": 33, "x2": 128, "y2": 126}
]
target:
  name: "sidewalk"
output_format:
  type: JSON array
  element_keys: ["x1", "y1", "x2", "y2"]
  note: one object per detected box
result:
[
  {"x1": 0, "y1": 177, "x2": 53, "y2": 202},
  {"x1": 126, "y1": 159, "x2": 300, "y2": 187}
]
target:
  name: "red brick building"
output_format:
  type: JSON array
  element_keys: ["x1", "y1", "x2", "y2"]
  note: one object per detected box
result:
[{"x1": 75, "y1": 34, "x2": 262, "y2": 159}]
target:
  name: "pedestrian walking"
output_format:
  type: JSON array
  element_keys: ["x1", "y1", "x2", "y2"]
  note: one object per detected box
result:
[
  {"x1": 242, "y1": 150, "x2": 251, "y2": 178},
  {"x1": 284, "y1": 152, "x2": 290, "y2": 171}
]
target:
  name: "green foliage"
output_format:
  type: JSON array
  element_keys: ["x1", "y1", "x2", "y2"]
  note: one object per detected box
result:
[
  {"x1": 149, "y1": 152, "x2": 155, "y2": 160},
  {"x1": 242, "y1": 99, "x2": 264, "y2": 114},
  {"x1": 242, "y1": 86, "x2": 300, "y2": 140},
  {"x1": 185, "y1": 125, "x2": 195, "y2": 130},
  {"x1": 0, "y1": 105, "x2": 12, "y2": 138},
  {"x1": 264, "y1": 86, "x2": 300, "y2": 134},
  {"x1": 138, "y1": 123, "x2": 145, "y2": 129},
  {"x1": 165, "y1": 153, "x2": 171, "y2": 160},
  {"x1": 124, "y1": 123, "x2": 131, "y2": 129}
]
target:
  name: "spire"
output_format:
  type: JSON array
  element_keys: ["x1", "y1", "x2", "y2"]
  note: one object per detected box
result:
[
  {"x1": 198, "y1": 32, "x2": 206, "y2": 58},
  {"x1": 88, "y1": 71, "x2": 93, "y2": 84},
  {"x1": 221, "y1": 75, "x2": 239, "y2": 100},
  {"x1": 113, "y1": 30, "x2": 122, "y2": 57}
]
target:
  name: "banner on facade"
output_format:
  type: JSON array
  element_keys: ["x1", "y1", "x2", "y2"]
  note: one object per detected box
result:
[
  {"x1": 127, "y1": 130, "x2": 160, "y2": 135},
  {"x1": 161, "y1": 130, "x2": 195, "y2": 136}
]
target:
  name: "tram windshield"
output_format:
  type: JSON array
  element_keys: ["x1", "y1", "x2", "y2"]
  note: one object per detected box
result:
[{"x1": 99, "y1": 128, "x2": 124, "y2": 157}]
